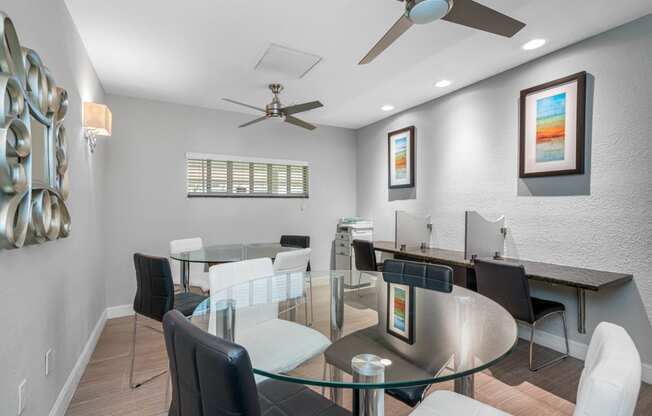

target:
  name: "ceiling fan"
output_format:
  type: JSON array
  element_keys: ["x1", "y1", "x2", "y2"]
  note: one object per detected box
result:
[
  {"x1": 359, "y1": 0, "x2": 526, "y2": 65},
  {"x1": 222, "y1": 84, "x2": 323, "y2": 130}
]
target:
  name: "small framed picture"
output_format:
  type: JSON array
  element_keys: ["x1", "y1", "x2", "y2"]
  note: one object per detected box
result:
[
  {"x1": 386, "y1": 283, "x2": 415, "y2": 344},
  {"x1": 519, "y1": 72, "x2": 587, "y2": 178},
  {"x1": 388, "y1": 126, "x2": 415, "y2": 188}
]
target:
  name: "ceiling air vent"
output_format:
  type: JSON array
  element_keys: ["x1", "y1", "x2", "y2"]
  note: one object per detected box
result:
[{"x1": 254, "y1": 43, "x2": 322, "y2": 79}]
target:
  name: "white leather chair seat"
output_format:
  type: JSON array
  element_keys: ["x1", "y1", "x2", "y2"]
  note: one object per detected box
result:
[
  {"x1": 409, "y1": 391, "x2": 511, "y2": 416},
  {"x1": 237, "y1": 318, "x2": 331, "y2": 383}
]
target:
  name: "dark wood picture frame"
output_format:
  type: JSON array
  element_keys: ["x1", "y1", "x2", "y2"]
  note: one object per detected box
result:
[
  {"x1": 386, "y1": 283, "x2": 415, "y2": 344},
  {"x1": 388, "y1": 126, "x2": 415, "y2": 189},
  {"x1": 519, "y1": 71, "x2": 587, "y2": 178}
]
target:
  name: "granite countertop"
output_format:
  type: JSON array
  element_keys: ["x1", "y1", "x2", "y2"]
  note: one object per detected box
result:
[{"x1": 373, "y1": 241, "x2": 633, "y2": 291}]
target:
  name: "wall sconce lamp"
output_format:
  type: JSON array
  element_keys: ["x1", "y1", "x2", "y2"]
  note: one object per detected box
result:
[{"x1": 83, "y1": 102, "x2": 112, "y2": 153}]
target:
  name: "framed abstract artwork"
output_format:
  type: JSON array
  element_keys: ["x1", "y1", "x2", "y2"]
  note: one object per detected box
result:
[
  {"x1": 386, "y1": 282, "x2": 415, "y2": 344},
  {"x1": 519, "y1": 72, "x2": 587, "y2": 178},
  {"x1": 388, "y1": 126, "x2": 415, "y2": 188}
]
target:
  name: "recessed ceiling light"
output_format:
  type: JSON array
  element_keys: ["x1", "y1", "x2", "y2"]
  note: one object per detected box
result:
[
  {"x1": 435, "y1": 79, "x2": 452, "y2": 88},
  {"x1": 522, "y1": 39, "x2": 546, "y2": 51},
  {"x1": 381, "y1": 105, "x2": 395, "y2": 112}
]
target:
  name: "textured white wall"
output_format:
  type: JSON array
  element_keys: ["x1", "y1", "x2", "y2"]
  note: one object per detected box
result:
[
  {"x1": 103, "y1": 95, "x2": 357, "y2": 307},
  {"x1": 0, "y1": 1, "x2": 106, "y2": 415},
  {"x1": 356, "y1": 16, "x2": 652, "y2": 363}
]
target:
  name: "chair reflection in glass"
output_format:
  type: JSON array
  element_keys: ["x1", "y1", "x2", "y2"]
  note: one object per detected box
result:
[{"x1": 323, "y1": 259, "x2": 454, "y2": 409}]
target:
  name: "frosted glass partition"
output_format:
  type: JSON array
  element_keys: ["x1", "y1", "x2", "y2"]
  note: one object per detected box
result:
[
  {"x1": 395, "y1": 210, "x2": 432, "y2": 249},
  {"x1": 464, "y1": 211, "x2": 506, "y2": 260}
]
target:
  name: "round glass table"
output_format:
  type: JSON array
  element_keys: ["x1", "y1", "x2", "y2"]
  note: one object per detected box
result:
[
  {"x1": 190, "y1": 270, "x2": 517, "y2": 416},
  {"x1": 170, "y1": 243, "x2": 298, "y2": 291}
]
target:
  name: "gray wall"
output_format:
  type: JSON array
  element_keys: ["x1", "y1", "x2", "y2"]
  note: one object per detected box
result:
[
  {"x1": 0, "y1": 1, "x2": 106, "y2": 415},
  {"x1": 356, "y1": 15, "x2": 652, "y2": 364},
  {"x1": 103, "y1": 95, "x2": 357, "y2": 307}
]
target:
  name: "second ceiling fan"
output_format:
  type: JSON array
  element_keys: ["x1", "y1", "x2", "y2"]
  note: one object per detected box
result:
[
  {"x1": 223, "y1": 84, "x2": 323, "y2": 131},
  {"x1": 360, "y1": 0, "x2": 526, "y2": 64}
]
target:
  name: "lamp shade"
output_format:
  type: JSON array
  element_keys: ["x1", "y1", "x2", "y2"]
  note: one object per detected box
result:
[{"x1": 83, "y1": 102, "x2": 112, "y2": 136}]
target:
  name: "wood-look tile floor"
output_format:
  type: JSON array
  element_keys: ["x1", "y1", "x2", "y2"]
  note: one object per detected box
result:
[{"x1": 67, "y1": 314, "x2": 652, "y2": 416}]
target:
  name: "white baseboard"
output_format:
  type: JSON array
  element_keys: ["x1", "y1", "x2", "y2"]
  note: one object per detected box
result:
[
  {"x1": 106, "y1": 304, "x2": 133, "y2": 319},
  {"x1": 517, "y1": 323, "x2": 652, "y2": 384},
  {"x1": 517, "y1": 323, "x2": 588, "y2": 360},
  {"x1": 48, "y1": 309, "x2": 107, "y2": 416}
]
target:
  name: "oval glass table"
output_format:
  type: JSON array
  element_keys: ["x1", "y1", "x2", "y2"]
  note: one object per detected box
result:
[
  {"x1": 190, "y1": 270, "x2": 517, "y2": 416},
  {"x1": 170, "y1": 242, "x2": 298, "y2": 291}
]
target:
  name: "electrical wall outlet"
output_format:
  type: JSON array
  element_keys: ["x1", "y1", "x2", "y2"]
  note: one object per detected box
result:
[
  {"x1": 45, "y1": 349, "x2": 52, "y2": 377},
  {"x1": 18, "y1": 379, "x2": 27, "y2": 415}
]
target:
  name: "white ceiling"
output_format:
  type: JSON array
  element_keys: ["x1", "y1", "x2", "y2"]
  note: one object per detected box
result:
[{"x1": 64, "y1": 0, "x2": 652, "y2": 129}]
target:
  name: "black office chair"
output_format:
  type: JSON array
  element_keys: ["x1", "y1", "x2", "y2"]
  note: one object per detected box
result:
[
  {"x1": 163, "y1": 310, "x2": 350, "y2": 416},
  {"x1": 381, "y1": 259, "x2": 453, "y2": 407},
  {"x1": 352, "y1": 239, "x2": 381, "y2": 271},
  {"x1": 474, "y1": 259, "x2": 569, "y2": 371},
  {"x1": 280, "y1": 235, "x2": 310, "y2": 249},
  {"x1": 130, "y1": 253, "x2": 207, "y2": 389}
]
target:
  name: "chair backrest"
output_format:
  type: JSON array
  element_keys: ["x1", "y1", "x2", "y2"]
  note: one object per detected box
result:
[
  {"x1": 163, "y1": 310, "x2": 261, "y2": 416},
  {"x1": 133, "y1": 253, "x2": 175, "y2": 322},
  {"x1": 280, "y1": 235, "x2": 310, "y2": 248},
  {"x1": 382, "y1": 259, "x2": 454, "y2": 293},
  {"x1": 209, "y1": 257, "x2": 274, "y2": 294},
  {"x1": 574, "y1": 322, "x2": 641, "y2": 416},
  {"x1": 170, "y1": 238, "x2": 205, "y2": 286},
  {"x1": 474, "y1": 259, "x2": 535, "y2": 323},
  {"x1": 352, "y1": 240, "x2": 377, "y2": 272},
  {"x1": 273, "y1": 248, "x2": 311, "y2": 273},
  {"x1": 209, "y1": 258, "x2": 277, "y2": 332}
]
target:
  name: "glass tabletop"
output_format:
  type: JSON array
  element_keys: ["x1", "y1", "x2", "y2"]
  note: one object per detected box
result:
[
  {"x1": 170, "y1": 243, "x2": 298, "y2": 263},
  {"x1": 190, "y1": 270, "x2": 518, "y2": 389}
]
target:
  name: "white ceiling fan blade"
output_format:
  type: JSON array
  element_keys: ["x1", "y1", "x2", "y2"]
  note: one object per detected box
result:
[
  {"x1": 359, "y1": 15, "x2": 414, "y2": 65},
  {"x1": 442, "y1": 0, "x2": 525, "y2": 37},
  {"x1": 223, "y1": 98, "x2": 266, "y2": 113}
]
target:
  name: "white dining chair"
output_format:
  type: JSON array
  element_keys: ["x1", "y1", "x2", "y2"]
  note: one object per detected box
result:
[
  {"x1": 209, "y1": 258, "x2": 330, "y2": 383},
  {"x1": 409, "y1": 321, "x2": 641, "y2": 416},
  {"x1": 169, "y1": 237, "x2": 210, "y2": 292},
  {"x1": 273, "y1": 248, "x2": 313, "y2": 325},
  {"x1": 273, "y1": 248, "x2": 312, "y2": 273}
]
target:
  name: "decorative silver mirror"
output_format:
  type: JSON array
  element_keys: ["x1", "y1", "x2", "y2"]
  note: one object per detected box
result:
[{"x1": 0, "y1": 11, "x2": 70, "y2": 249}]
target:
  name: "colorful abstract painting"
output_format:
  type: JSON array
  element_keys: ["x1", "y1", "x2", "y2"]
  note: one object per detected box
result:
[
  {"x1": 392, "y1": 286, "x2": 407, "y2": 331},
  {"x1": 536, "y1": 92, "x2": 566, "y2": 162},
  {"x1": 388, "y1": 126, "x2": 414, "y2": 188},
  {"x1": 393, "y1": 137, "x2": 408, "y2": 179}
]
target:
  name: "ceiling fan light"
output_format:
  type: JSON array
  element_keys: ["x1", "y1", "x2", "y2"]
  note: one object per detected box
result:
[{"x1": 408, "y1": 0, "x2": 451, "y2": 25}]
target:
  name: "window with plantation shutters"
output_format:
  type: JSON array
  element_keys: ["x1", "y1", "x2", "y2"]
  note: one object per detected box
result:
[{"x1": 186, "y1": 153, "x2": 309, "y2": 198}]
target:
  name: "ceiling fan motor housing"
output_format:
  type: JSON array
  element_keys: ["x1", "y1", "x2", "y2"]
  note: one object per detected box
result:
[
  {"x1": 407, "y1": 0, "x2": 452, "y2": 24},
  {"x1": 267, "y1": 83, "x2": 284, "y2": 118}
]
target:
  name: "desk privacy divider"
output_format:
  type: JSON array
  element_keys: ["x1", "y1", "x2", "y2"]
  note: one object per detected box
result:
[
  {"x1": 395, "y1": 210, "x2": 432, "y2": 249},
  {"x1": 464, "y1": 211, "x2": 506, "y2": 260}
]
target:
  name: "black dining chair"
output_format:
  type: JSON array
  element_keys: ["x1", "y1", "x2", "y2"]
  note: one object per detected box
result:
[
  {"x1": 382, "y1": 259, "x2": 453, "y2": 408},
  {"x1": 130, "y1": 253, "x2": 207, "y2": 389},
  {"x1": 382, "y1": 259, "x2": 454, "y2": 293},
  {"x1": 163, "y1": 310, "x2": 350, "y2": 416},
  {"x1": 474, "y1": 259, "x2": 569, "y2": 371},
  {"x1": 352, "y1": 239, "x2": 381, "y2": 271},
  {"x1": 280, "y1": 235, "x2": 310, "y2": 249}
]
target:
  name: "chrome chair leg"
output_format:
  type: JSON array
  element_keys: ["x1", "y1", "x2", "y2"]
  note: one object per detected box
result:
[
  {"x1": 129, "y1": 313, "x2": 168, "y2": 389},
  {"x1": 529, "y1": 311, "x2": 570, "y2": 371}
]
